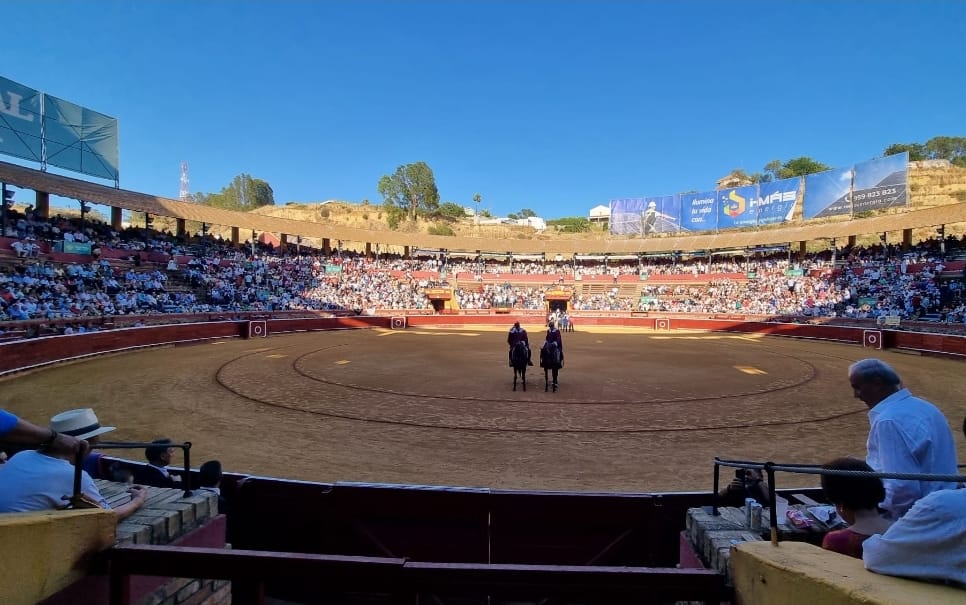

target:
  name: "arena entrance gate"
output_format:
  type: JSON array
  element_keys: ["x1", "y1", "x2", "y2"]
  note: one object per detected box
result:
[
  {"x1": 544, "y1": 289, "x2": 572, "y2": 313},
  {"x1": 424, "y1": 287, "x2": 453, "y2": 313}
]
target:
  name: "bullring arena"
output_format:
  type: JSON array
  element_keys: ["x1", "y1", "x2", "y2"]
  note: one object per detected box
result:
[{"x1": 7, "y1": 322, "x2": 966, "y2": 493}]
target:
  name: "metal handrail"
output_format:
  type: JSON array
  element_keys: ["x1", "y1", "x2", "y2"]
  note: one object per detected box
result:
[
  {"x1": 72, "y1": 441, "x2": 193, "y2": 505},
  {"x1": 712, "y1": 456, "x2": 966, "y2": 546}
]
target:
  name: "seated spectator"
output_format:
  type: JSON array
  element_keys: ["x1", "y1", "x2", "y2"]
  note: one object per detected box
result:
[
  {"x1": 133, "y1": 438, "x2": 182, "y2": 488},
  {"x1": 0, "y1": 408, "x2": 147, "y2": 518},
  {"x1": 199, "y1": 459, "x2": 228, "y2": 515},
  {"x1": 862, "y1": 416, "x2": 966, "y2": 586},
  {"x1": 820, "y1": 458, "x2": 893, "y2": 558}
]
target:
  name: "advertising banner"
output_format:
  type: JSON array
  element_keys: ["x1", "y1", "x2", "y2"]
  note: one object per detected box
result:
[
  {"x1": 754, "y1": 177, "x2": 801, "y2": 225},
  {"x1": 42, "y1": 93, "x2": 119, "y2": 180},
  {"x1": 608, "y1": 198, "x2": 645, "y2": 236},
  {"x1": 852, "y1": 152, "x2": 908, "y2": 213},
  {"x1": 803, "y1": 167, "x2": 854, "y2": 219},
  {"x1": 0, "y1": 76, "x2": 43, "y2": 162},
  {"x1": 642, "y1": 194, "x2": 681, "y2": 235},
  {"x1": 716, "y1": 185, "x2": 759, "y2": 229},
  {"x1": 680, "y1": 191, "x2": 717, "y2": 232}
]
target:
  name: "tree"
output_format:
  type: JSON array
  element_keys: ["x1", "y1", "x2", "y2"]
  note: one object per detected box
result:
[
  {"x1": 435, "y1": 202, "x2": 467, "y2": 221},
  {"x1": 195, "y1": 174, "x2": 275, "y2": 211},
  {"x1": 924, "y1": 136, "x2": 966, "y2": 165},
  {"x1": 377, "y1": 162, "x2": 440, "y2": 222},
  {"x1": 884, "y1": 143, "x2": 927, "y2": 161},
  {"x1": 764, "y1": 157, "x2": 831, "y2": 180},
  {"x1": 764, "y1": 160, "x2": 783, "y2": 181},
  {"x1": 518, "y1": 208, "x2": 536, "y2": 218},
  {"x1": 547, "y1": 217, "x2": 591, "y2": 233},
  {"x1": 883, "y1": 136, "x2": 966, "y2": 166}
]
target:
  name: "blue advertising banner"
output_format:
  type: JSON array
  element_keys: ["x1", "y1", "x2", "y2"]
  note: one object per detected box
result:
[
  {"x1": 754, "y1": 177, "x2": 801, "y2": 225},
  {"x1": 852, "y1": 152, "x2": 908, "y2": 213},
  {"x1": 680, "y1": 191, "x2": 717, "y2": 232},
  {"x1": 609, "y1": 198, "x2": 645, "y2": 236},
  {"x1": 803, "y1": 167, "x2": 854, "y2": 219},
  {"x1": 0, "y1": 76, "x2": 43, "y2": 162},
  {"x1": 642, "y1": 194, "x2": 681, "y2": 235},
  {"x1": 43, "y1": 93, "x2": 119, "y2": 181},
  {"x1": 716, "y1": 185, "x2": 759, "y2": 229}
]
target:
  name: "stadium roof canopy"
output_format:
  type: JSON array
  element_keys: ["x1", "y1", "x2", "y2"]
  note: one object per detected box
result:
[{"x1": 2, "y1": 160, "x2": 965, "y2": 256}]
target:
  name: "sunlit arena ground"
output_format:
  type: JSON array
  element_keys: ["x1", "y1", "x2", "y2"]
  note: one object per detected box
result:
[{"x1": 6, "y1": 326, "x2": 966, "y2": 494}]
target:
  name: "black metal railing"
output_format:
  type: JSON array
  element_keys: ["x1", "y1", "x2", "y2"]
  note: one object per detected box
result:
[
  {"x1": 71, "y1": 441, "x2": 193, "y2": 505},
  {"x1": 712, "y1": 456, "x2": 966, "y2": 545}
]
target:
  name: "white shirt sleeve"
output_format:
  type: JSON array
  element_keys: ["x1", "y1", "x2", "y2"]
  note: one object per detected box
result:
[
  {"x1": 81, "y1": 472, "x2": 110, "y2": 509},
  {"x1": 869, "y1": 418, "x2": 924, "y2": 518},
  {"x1": 863, "y1": 490, "x2": 966, "y2": 586}
]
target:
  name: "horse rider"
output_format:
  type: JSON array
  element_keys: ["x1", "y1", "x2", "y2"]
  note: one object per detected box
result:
[
  {"x1": 508, "y1": 321, "x2": 533, "y2": 366},
  {"x1": 545, "y1": 320, "x2": 564, "y2": 366}
]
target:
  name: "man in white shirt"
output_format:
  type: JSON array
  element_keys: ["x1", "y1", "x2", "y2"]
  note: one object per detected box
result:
[
  {"x1": 848, "y1": 358, "x2": 958, "y2": 519},
  {"x1": 863, "y1": 416, "x2": 966, "y2": 586}
]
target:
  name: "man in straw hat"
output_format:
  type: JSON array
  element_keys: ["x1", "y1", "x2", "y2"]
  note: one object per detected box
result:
[
  {"x1": 0, "y1": 408, "x2": 88, "y2": 457},
  {"x1": 0, "y1": 408, "x2": 147, "y2": 518}
]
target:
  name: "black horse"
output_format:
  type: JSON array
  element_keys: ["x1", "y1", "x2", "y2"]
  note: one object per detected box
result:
[
  {"x1": 510, "y1": 341, "x2": 529, "y2": 391},
  {"x1": 540, "y1": 341, "x2": 562, "y2": 392}
]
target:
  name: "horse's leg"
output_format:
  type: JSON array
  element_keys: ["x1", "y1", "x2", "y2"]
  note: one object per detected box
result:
[
  {"x1": 553, "y1": 367, "x2": 559, "y2": 391},
  {"x1": 544, "y1": 368, "x2": 549, "y2": 392},
  {"x1": 513, "y1": 368, "x2": 517, "y2": 391}
]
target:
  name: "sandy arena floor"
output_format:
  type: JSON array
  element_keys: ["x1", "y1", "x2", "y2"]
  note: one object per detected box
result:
[{"x1": 5, "y1": 326, "x2": 966, "y2": 493}]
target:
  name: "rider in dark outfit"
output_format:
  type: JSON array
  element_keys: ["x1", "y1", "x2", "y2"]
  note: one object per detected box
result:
[
  {"x1": 507, "y1": 322, "x2": 533, "y2": 366},
  {"x1": 544, "y1": 321, "x2": 564, "y2": 366}
]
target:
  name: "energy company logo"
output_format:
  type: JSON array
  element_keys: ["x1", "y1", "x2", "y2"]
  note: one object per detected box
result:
[{"x1": 722, "y1": 189, "x2": 746, "y2": 218}]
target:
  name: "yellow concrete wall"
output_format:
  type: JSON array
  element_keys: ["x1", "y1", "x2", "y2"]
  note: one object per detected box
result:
[
  {"x1": 732, "y1": 541, "x2": 962, "y2": 605},
  {"x1": 0, "y1": 509, "x2": 116, "y2": 605}
]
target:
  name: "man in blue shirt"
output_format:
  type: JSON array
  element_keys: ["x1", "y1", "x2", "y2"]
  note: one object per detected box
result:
[{"x1": 0, "y1": 409, "x2": 87, "y2": 458}]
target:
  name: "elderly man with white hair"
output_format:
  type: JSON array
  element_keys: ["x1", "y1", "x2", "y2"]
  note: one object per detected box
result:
[{"x1": 847, "y1": 358, "x2": 958, "y2": 519}]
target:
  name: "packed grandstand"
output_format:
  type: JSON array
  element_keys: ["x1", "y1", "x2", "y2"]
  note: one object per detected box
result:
[{"x1": 2, "y1": 197, "x2": 966, "y2": 339}]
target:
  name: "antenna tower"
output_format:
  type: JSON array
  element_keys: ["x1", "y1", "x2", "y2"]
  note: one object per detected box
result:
[{"x1": 179, "y1": 161, "x2": 190, "y2": 201}]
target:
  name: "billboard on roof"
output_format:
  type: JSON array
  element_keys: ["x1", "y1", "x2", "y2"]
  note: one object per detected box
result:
[
  {"x1": 43, "y1": 93, "x2": 119, "y2": 181},
  {"x1": 754, "y1": 177, "x2": 801, "y2": 225},
  {"x1": 852, "y1": 152, "x2": 908, "y2": 213},
  {"x1": 0, "y1": 75, "x2": 119, "y2": 182},
  {"x1": 0, "y1": 76, "x2": 43, "y2": 162},
  {"x1": 716, "y1": 185, "x2": 759, "y2": 229},
  {"x1": 803, "y1": 167, "x2": 854, "y2": 219},
  {"x1": 680, "y1": 190, "x2": 717, "y2": 232}
]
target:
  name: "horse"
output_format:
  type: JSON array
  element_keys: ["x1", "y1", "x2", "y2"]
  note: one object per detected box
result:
[
  {"x1": 540, "y1": 341, "x2": 562, "y2": 392},
  {"x1": 510, "y1": 340, "x2": 529, "y2": 391}
]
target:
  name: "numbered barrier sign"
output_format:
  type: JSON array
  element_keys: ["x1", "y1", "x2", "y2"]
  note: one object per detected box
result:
[
  {"x1": 655, "y1": 318, "x2": 671, "y2": 331},
  {"x1": 863, "y1": 330, "x2": 882, "y2": 349},
  {"x1": 248, "y1": 320, "x2": 267, "y2": 338},
  {"x1": 391, "y1": 316, "x2": 407, "y2": 330}
]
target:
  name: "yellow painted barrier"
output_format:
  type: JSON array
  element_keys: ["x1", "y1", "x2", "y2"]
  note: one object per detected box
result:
[{"x1": 0, "y1": 509, "x2": 115, "y2": 605}]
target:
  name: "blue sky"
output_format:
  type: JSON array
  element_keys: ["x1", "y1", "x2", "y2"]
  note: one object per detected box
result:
[{"x1": 4, "y1": 0, "x2": 964, "y2": 220}]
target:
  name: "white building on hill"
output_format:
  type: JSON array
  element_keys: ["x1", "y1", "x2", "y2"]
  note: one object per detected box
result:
[{"x1": 588, "y1": 204, "x2": 610, "y2": 225}]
